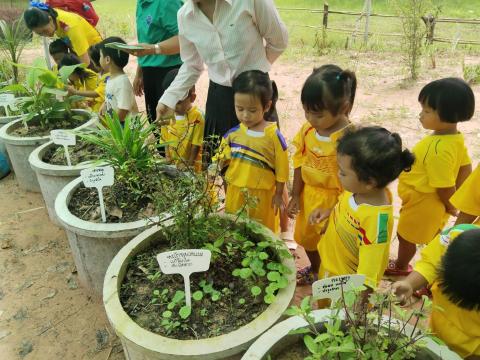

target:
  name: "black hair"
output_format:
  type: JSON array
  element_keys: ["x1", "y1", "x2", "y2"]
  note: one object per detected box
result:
[
  {"x1": 49, "y1": 39, "x2": 69, "y2": 56},
  {"x1": 418, "y1": 77, "x2": 475, "y2": 123},
  {"x1": 301, "y1": 64, "x2": 357, "y2": 116},
  {"x1": 97, "y1": 36, "x2": 129, "y2": 69},
  {"x1": 337, "y1": 126, "x2": 415, "y2": 188},
  {"x1": 232, "y1": 70, "x2": 278, "y2": 122},
  {"x1": 438, "y1": 228, "x2": 480, "y2": 311},
  {"x1": 24, "y1": 7, "x2": 58, "y2": 30},
  {"x1": 88, "y1": 44, "x2": 101, "y2": 68},
  {"x1": 58, "y1": 53, "x2": 91, "y2": 82}
]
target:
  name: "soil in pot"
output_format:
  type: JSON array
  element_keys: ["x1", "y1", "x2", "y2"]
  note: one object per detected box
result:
[
  {"x1": 68, "y1": 168, "x2": 177, "y2": 223},
  {"x1": 120, "y1": 216, "x2": 292, "y2": 340},
  {"x1": 42, "y1": 140, "x2": 102, "y2": 166},
  {"x1": 12, "y1": 113, "x2": 89, "y2": 137}
]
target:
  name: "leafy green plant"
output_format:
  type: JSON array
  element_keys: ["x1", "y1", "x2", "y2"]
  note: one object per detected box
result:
[
  {"x1": 283, "y1": 287, "x2": 440, "y2": 360},
  {"x1": 1, "y1": 59, "x2": 86, "y2": 129},
  {"x1": 0, "y1": 18, "x2": 30, "y2": 83}
]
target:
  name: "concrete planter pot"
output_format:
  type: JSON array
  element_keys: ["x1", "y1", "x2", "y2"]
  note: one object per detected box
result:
[
  {"x1": 0, "y1": 110, "x2": 96, "y2": 192},
  {"x1": 242, "y1": 310, "x2": 461, "y2": 360},
  {"x1": 55, "y1": 177, "x2": 159, "y2": 297},
  {"x1": 29, "y1": 139, "x2": 102, "y2": 226},
  {"x1": 0, "y1": 114, "x2": 21, "y2": 159},
  {"x1": 103, "y1": 216, "x2": 297, "y2": 360}
]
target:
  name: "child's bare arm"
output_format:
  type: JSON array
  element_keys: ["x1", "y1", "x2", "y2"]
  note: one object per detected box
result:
[
  {"x1": 437, "y1": 186, "x2": 457, "y2": 215},
  {"x1": 456, "y1": 163, "x2": 472, "y2": 189},
  {"x1": 188, "y1": 145, "x2": 201, "y2": 167},
  {"x1": 392, "y1": 271, "x2": 428, "y2": 303},
  {"x1": 68, "y1": 86, "x2": 99, "y2": 99},
  {"x1": 272, "y1": 181, "x2": 286, "y2": 215},
  {"x1": 287, "y1": 167, "x2": 304, "y2": 218},
  {"x1": 455, "y1": 212, "x2": 478, "y2": 225}
]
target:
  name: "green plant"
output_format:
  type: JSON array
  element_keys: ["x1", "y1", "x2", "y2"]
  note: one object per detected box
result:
[
  {"x1": 1, "y1": 59, "x2": 86, "y2": 129},
  {"x1": 463, "y1": 61, "x2": 480, "y2": 84},
  {"x1": 284, "y1": 287, "x2": 441, "y2": 360},
  {"x1": 0, "y1": 18, "x2": 30, "y2": 83},
  {"x1": 391, "y1": 0, "x2": 441, "y2": 80}
]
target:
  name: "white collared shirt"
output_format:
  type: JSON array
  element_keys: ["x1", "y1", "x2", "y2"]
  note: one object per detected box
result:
[{"x1": 159, "y1": 0, "x2": 288, "y2": 109}]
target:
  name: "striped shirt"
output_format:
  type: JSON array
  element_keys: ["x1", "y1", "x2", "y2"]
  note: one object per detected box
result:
[{"x1": 159, "y1": 0, "x2": 289, "y2": 109}]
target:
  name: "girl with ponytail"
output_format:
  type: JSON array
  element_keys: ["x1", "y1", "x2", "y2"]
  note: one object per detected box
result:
[
  {"x1": 214, "y1": 70, "x2": 289, "y2": 233},
  {"x1": 310, "y1": 126, "x2": 414, "y2": 296},
  {"x1": 287, "y1": 64, "x2": 356, "y2": 284}
]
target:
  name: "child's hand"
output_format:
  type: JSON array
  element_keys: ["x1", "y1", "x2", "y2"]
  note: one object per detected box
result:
[
  {"x1": 287, "y1": 196, "x2": 300, "y2": 219},
  {"x1": 271, "y1": 193, "x2": 285, "y2": 215},
  {"x1": 308, "y1": 208, "x2": 332, "y2": 225},
  {"x1": 66, "y1": 85, "x2": 76, "y2": 96},
  {"x1": 391, "y1": 280, "x2": 413, "y2": 304},
  {"x1": 446, "y1": 206, "x2": 459, "y2": 216}
]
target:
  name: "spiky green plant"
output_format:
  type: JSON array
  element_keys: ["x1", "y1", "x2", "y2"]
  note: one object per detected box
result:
[{"x1": 0, "y1": 18, "x2": 30, "y2": 83}]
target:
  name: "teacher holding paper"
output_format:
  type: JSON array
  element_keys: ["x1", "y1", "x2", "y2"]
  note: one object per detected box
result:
[{"x1": 155, "y1": 0, "x2": 288, "y2": 157}]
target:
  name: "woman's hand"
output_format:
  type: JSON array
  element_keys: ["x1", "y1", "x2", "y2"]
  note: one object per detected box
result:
[
  {"x1": 133, "y1": 71, "x2": 144, "y2": 97},
  {"x1": 155, "y1": 102, "x2": 175, "y2": 125}
]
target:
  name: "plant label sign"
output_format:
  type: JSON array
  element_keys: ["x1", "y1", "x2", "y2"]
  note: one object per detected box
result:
[
  {"x1": 312, "y1": 274, "x2": 365, "y2": 301},
  {"x1": 157, "y1": 250, "x2": 212, "y2": 307},
  {"x1": 50, "y1": 130, "x2": 76, "y2": 166},
  {"x1": 0, "y1": 94, "x2": 15, "y2": 115},
  {"x1": 80, "y1": 166, "x2": 114, "y2": 223}
]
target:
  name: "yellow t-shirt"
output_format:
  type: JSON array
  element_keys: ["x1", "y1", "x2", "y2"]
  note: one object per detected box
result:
[
  {"x1": 72, "y1": 68, "x2": 98, "y2": 92},
  {"x1": 292, "y1": 123, "x2": 349, "y2": 189},
  {"x1": 414, "y1": 224, "x2": 480, "y2": 358},
  {"x1": 55, "y1": 8, "x2": 102, "y2": 57},
  {"x1": 450, "y1": 165, "x2": 480, "y2": 219},
  {"x1": 217, "y1": 123, "x2": 289, "y2": 190},
  {"x1": 399, "y1": 133, "x2": 470, "y2": 193},
  {"x1": 318, "y1": 191, "x2": 393, "y2": 288},
  {"x1": 92, "y1": 73, "x2": 109, "y2": 112},
  {"x1": 161, "y1": 106, "x2": 205, "y2": 170}
]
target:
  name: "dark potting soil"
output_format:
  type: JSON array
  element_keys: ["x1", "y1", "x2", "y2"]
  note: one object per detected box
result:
[
  {"x1": 42, "y1": 141, "x2": 101, "y2": 166},
  {"x1": 120, "y1": 232, "x2": 272, "y2": 340},
  {"x1": 11, "y1": 116, "x2": 87, "y2": 137}
]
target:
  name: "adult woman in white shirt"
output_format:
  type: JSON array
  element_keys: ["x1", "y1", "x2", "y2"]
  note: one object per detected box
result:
[{"x1": 155, "y1": 0, "x2": 288, "y2": 156}]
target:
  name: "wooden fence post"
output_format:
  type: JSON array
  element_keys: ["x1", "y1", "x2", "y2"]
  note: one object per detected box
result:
[
  {"x1": 323, "y1": 3, "x2": 329, "y2": 29},
  {"x1": 364, "y1": 0, "x2": 372, "y2": 44},
  {"x1": 422, "y1": 14, "x2": 436, "y2": 44}
]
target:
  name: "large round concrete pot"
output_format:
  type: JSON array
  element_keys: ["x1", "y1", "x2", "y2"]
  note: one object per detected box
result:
[
  {"x1": 103, "y1": 216, "x2": 297, "y2": 360},
  {"x1": 0, "y1": 114, "x2": 21, "y2": 159},
  {"x1": 0, "y1": 110, "x2": 96, "y2": 192},
  {"x1": 29, "y1": 140, "x2": 101, "y2": 226},
  {"x1": 55, "y1": 177, "x2": 159, "y2": 297},
  {"x1": 242, "y1": 310, "x2": 461, "y2": 360}
]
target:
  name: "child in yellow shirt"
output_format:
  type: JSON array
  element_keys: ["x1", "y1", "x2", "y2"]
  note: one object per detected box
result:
[
  {"x1": 393, "y1": 226, "x2": 480, "y2": 358},
  {"x1": 215, "y1": 70, "x2": 289, "y2": 233},
  {"x1": 287, "y1": 64, "x2": 356, "y2": 284},
  {"x1": 310, "y1": 126, "x2": 414, "y2": 292},
  {"x1": 451, "y1": 165, "x2": 480, "y2": 225},
  {"x1": 59, "y1": 53, "x2": 99, "y2": 110},
  {"x1": 386, "y1": 78, "x2": 474, "y2": 276},
  {"x1": 48, "y1": 39, "x2": 70, "y2": 70},
  {"x1": 159, "y1": 69, "x2": 205, "y2": 172}
]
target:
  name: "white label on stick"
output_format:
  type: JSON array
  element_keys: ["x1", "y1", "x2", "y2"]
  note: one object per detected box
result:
[
  {"x1": 51, "y1": 130, "x2": 76, "y2": 146},
  {"x1": 157, "y1": 250, "x2": 212, "y2": 307},
  {"x1": 81, "y1": 166, "x2": 114, "y2": 223},
  {"x1": 312, "y1": 274, "x2": 365, "y2": 301},
  {"x1": 81, "y1": 166, "x2": 114, "y2": 188},
  {"x1": 0, "y1": 93, "x2": 15, "y2": 107}
]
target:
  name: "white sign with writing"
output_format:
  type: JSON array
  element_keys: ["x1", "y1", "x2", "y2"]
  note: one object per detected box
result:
[
  {"x1": 157, "y1": 249, "x2": 212, "y2": 307},
  {"x1": 50, "y1": 130, "x2": 76, "y2": 166},
  {"x1": 80, "y1": 166, "x2": 115, "y2": 223},
  {"x1": 312, "y1": 274, "x2": 365, "y2": 301},
  {"x1": 0, "y1": 94, "x2": 15, "y2": 116}
]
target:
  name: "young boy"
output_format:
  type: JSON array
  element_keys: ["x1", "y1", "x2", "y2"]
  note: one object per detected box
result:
[
  {"x1": 97, "y1": 37, "x2": 138, "y2": 122},
  {"x1": 386, "y1": 78, "x2": 474, "y2": 275},
  {"x1": 393, "y1": 226, "x2": 480, "y2": 358},
  {"x1": 159, "y1": 69, "x2": 205, "y2": 172},
  {"x1": 49, "y1": 39, "x2": 70, "y2": 69}
]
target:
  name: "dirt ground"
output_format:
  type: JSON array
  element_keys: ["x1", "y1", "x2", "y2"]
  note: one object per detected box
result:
[{"x1": 1, "y1": 49, "x2": 479, "y2": 359}]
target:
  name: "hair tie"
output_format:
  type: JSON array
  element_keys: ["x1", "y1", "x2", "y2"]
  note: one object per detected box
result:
[{"x1": 29, "y1": 1, "x2": 50, "y2": 11}]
